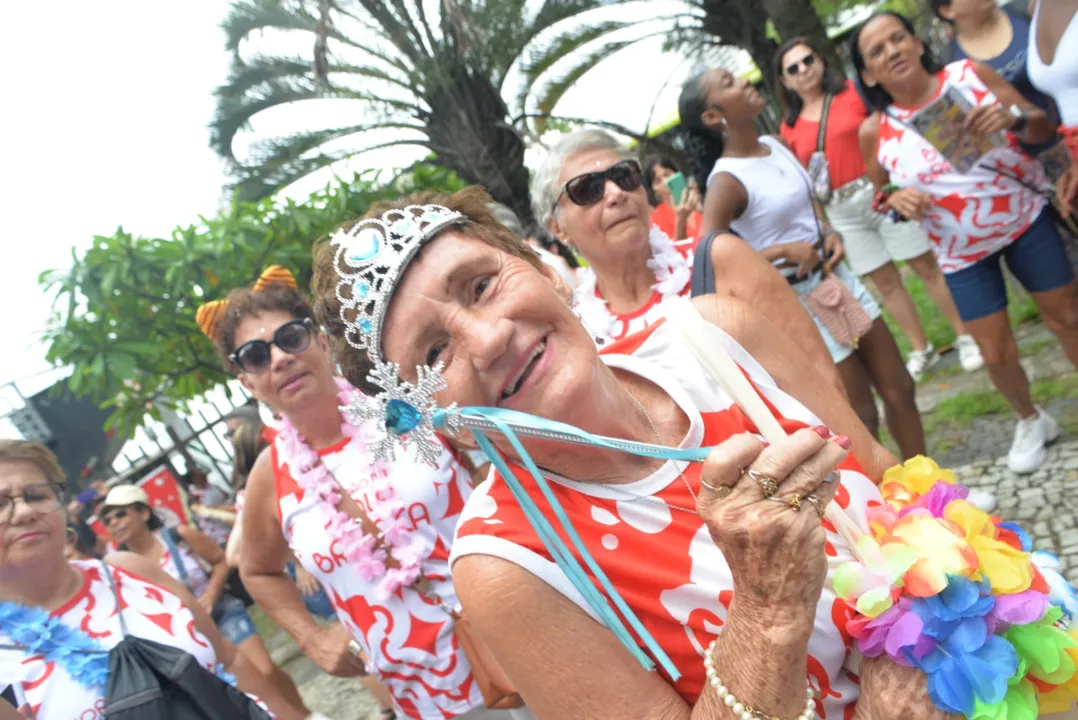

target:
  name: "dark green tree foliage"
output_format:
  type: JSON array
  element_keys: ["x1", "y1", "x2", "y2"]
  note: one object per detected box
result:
[{"x1": 41, "y1": 167, "x2": 463, "y2": 439}]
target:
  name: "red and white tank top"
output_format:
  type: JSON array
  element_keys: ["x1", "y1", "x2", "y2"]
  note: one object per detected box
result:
[
  {"x1": 274, "y1": 435, "x2": 481, "y2": 720},
  {"x1": 877, "y1": 60, "x2": 1048, "y2": 273},
  {"x1": 451, "y1": 320, "x2": 883, "y2": 717},
  {"x1": 157, "y1": 530, "x2": 211, "y2": 598},
  {"x1": 572, "y1": 230, "x2": 695, "y2": 346},
  {"x1": 0, "y1": 560, "x2": 218, "y2": 720}
]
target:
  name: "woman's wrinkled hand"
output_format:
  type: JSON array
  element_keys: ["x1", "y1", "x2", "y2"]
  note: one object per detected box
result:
[
  {"x1": 964, "y1": 103, "x2": 1018, "y2": 140},
  {"x1": 696, "y1": 429, "x2": 848, "y2": 623},
  {"x1": 886, "y1": 188, "x2": 932, "y2": 221},
  {"x1": 852, "y1": 656, "x2": 956, "y2": 720},
  {"x1": 294, "y1": 565, "x2": 321, "y2": 597}
]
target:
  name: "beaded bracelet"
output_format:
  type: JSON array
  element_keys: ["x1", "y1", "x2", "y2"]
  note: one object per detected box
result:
[{"x1": 703, "y1": 639, "x2": 818, "y2": 720}]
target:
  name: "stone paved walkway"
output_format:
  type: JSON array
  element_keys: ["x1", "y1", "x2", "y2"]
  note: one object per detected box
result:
[{"x1": 270, "y1": 322, "x2": 1078, "y2": 715}]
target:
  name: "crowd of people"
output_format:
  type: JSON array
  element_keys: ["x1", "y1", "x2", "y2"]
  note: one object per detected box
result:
[{"x1": 4, "y1": 5, "x2": 1078, "y2": 719}]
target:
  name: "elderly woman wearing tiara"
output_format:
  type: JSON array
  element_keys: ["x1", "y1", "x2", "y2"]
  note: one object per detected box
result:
[{"x1": 302, "y1": 187, "x2": 965, "y2": 719}]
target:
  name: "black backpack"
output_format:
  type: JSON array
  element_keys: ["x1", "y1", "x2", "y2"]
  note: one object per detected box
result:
[{"x1": 101, "y1": 565, "x2": 272, "y2": 720}]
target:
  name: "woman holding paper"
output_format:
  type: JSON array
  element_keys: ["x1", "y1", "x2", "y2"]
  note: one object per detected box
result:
[
  {"x1": 306, "y1": 188, "x2": 937, "y2": 719},
  {"x1": 853, "y1": 11, "x2": 1078, "y2": 475}
]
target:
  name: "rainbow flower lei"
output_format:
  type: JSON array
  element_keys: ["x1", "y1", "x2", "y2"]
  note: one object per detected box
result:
[{"x1": 834, "y1": 456, "x2": 1078, "y2": 717}]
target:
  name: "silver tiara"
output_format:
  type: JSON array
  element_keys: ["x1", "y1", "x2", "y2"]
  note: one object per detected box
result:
[
  {"x1": 331, "y1": 204, "x2": 465, "y2": 365},
  {"x1": 331, "y1": 204, "x2": 465, "y2": 464}
]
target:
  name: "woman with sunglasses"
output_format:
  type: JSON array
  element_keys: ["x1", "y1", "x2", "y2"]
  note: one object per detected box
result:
[
  {"x1": 199, "y1": 268, "x2": 521, "y2": 720},
  {"x1": 97, "y1": 483, "x2": 310, "y2": 719},
  {"x1": 775, "y1": 37, "x2": 982, "y2": 382},
  {"x1": 532, "y1": 129, "x2": 843, "y2": 395},
  {"x1": 0, "y1": 440, "x2": 308, "y2": 720},
  {"x1": 680, "y1": 68, "x2": 926, "y2": 461},
  {"x1": 853, "y1": 11, "x2": 1078, "y2": 474},
  {"x1": 304, "y1": 188, "x2": 939, "y2": 719}
]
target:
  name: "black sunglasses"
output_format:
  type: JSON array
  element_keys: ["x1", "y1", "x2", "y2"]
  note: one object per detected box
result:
[
  {"x1": 786, "y1": 53, "x2": 817, "y2": 76},
  {"x1": 230, "y1": 318, "x2": 314, "y2": 374},
  {"x1": 556, "y1": 159, "x2": 643, "y2": 210}
]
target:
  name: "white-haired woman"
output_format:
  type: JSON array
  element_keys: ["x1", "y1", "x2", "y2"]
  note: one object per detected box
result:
[{"x1": 531, "y1": 129, "x2": 843, "y2": 394}]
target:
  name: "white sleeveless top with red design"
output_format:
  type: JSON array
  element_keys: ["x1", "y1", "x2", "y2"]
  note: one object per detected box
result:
[
  {"x1": 572, "y1": 235, "x2": 695, "y2": 346},
  {"x1": 0, "y1": 560, "x2": 218, "y2": 720},
  {"x1": 274, "y1": 435, "x2": 481, "y2": 720},
  {"x1": 451, "y1": 320, "x2": 883, "y2": 717},
  {"x1": 877, "y1": 60, "x2": 1048, "y2": 273}
]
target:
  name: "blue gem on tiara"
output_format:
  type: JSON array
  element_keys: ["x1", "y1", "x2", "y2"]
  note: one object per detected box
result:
[
  {"x1": 347, "y1": 228, "x2": 383, "y2": 265},
  {"x1": 356, "y1": 282, "x2": 369, "y2": 299},
  {"x1": 385, "y1": 399, "x2": 422, "y2": 435},
  {"x1": 360, "y1": 318, "x2": 372, "y2": 333}
]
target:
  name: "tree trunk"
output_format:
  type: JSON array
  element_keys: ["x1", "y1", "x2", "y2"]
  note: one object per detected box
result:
[
  {"x1": 424, "y1": 63, "x2": 535, "y2": 226},
  {"x1": 761, "y1": 0, "x2": 835, "y2": 59}
]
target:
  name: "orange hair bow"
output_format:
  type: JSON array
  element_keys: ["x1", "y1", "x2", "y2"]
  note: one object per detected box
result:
[{"x1": 195, "y1": 265, "x2": 299, "y2": 340}]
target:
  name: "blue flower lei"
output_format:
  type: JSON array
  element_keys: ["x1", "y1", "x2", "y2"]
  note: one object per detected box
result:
[{"x1": 0, "y1": 601, "x2": 110, "y2": 691}]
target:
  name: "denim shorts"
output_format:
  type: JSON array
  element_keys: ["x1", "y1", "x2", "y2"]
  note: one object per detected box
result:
[
  {"x1": 286, "y1": 562, "x2": 337, "y2": 621},
  {"x1": 944, "y1": 208, "x2": 1075, "y2": 322},
  {"x1": 211, "y1": 593, "x2": 259, "y2": 645}
]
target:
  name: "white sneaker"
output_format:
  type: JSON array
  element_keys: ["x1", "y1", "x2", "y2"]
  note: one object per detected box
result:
[
  {"x1": 966, "y1": 489, "x2": 998, "y2": 513},
  {"x1": 1007, "y1": 408, "x2": 1060, "y2": 474},
  {"x1": 905, "y1": 343, "x2": 939, "y2": 381},
  {"x1": 955, "y1": 334, "x2": 985, "y2": 372}
]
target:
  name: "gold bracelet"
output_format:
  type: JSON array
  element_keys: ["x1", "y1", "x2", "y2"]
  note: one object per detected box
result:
[{"x1": 703, "y1": 639, "x2": 817, "y2": 720}]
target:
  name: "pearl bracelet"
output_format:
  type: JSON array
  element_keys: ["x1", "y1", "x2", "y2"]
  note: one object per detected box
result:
[{"x1": 703, "y1": 639, "x2": 818, "y2": 720}]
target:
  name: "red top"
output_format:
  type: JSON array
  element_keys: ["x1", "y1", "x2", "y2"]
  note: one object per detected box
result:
[
  {"x1": 650, "y1": 202, "x2": 702, "y2": 241},
  {"x1": 779, "y1": 80, "x2": 869, "y2": 190}
]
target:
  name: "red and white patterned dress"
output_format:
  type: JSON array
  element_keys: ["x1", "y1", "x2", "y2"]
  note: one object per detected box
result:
[
  {"x1": 451, "y1": 320, "x2": 883, "y2": 717},
  {"x1": 876, "y1": 60, "x2": 1049, "y2": 273},
  {"x1": 274, "y1": 435, "x2": 482, "y2": 719},
  {"x1": 0, "y1": 559, "x2": 219, "y2": 720}
]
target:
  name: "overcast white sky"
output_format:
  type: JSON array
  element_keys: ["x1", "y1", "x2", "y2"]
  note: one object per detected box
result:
[{"x1": 0, "y1": 1, "x2": 702, "y2": 392}]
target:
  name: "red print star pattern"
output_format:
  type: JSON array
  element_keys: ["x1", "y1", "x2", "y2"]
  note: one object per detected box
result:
[{"x1": 876, "y1": 60, "x2": 1048, "y2": 273}]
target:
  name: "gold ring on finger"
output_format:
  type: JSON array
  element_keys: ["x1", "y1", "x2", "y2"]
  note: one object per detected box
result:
[
  {"x1": 767, "y1": 493, "x2": 803, "y2": 510},
  {"x1": 745, "y1": 468, "x2": 779, "y2": 498},
  {"x1": 804, "y1": 493, "x2": 826, "y2": 518},
  {"x1": 700, "y1": 478, "x2": 733, "y2": 500}
]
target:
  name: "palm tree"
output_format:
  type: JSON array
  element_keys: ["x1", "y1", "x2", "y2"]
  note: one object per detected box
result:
[{"x1": 211, "y1": 0, "x2": 669, "y2": 224}]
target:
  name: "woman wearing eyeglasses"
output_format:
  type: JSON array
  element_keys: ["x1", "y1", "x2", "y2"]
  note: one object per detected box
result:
[
  {"x1": 199, "y1": 268, "x2": 522, "y2": 720},
  {"x1": 680, "y1": 67, "x2": 927, "y2": 461},
  {"x1": 853, "y1": 11, "x2": 1078, "y2": 474},
  {"x1": 96, "y1": 483, "x2": 310, "y2": 719},
  {"x1": 774, "y1": 37, "x2": 982, "y2": 382},
  {"x1": 0, "y1": 440, "x2": 305, "y2": 720},
  {"x1": 531, "y1": 129, "x2": 842, "y2": 396}
]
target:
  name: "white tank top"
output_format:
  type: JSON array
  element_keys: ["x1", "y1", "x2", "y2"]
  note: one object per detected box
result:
[
  {"x1": 707, "y1": 135, "x2": 820, "y2": 255},
  {"x1": 157, "y1": 530, "x2": 211, "y2": 598},
  {"x1": 0, "y1": 560, "x2": 219, "y2": 720},
  {"x1": 450, "y1": 320, "x2": 881, "y2": 716},
  {"x1": 1027, "y1": 2, "x2": 1078, "y2": 125},
  {"x1": 274, "y1": 434, "x2": 481, "y2": 720},
  {"x1": 877, "y1": 60, "x2": 1049, "y2": 273}
]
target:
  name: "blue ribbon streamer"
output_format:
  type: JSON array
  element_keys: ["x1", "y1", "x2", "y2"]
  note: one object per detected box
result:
[{"x1": 436, "y1": 405, "x2": 699, "y2": 681}]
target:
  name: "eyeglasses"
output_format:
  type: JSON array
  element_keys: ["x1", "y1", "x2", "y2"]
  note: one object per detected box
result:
[
  {"x1": 0, "y1": 483, "x2": 63, "y2": 524},
  {"x1": 556, "y1": 160, "x2": 643, "y2": 209},
  {"x1": 102, "y1": 508, "x2": 130, "y2": 525},
  {"x1": 785, "y1": 53, "x2": 817, "y2": 76},
  {"x1": 229, "y1": 318, "x2": 314, "y2": 374}
]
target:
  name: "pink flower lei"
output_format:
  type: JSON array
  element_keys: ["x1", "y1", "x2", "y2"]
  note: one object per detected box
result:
[{"x1": 276, "y1": 377, "x2": 424, "y2": 600}]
